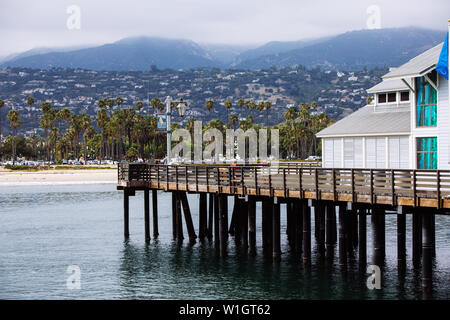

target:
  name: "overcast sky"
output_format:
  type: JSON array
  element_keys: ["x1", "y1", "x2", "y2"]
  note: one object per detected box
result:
[{"x1": 0, "y1": 0, "x2": 448, "y2": 56}]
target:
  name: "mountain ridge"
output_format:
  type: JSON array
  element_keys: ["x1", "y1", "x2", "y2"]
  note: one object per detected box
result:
[{"x1": 1, "y1": 27, "x2": 446, "y2": 71}]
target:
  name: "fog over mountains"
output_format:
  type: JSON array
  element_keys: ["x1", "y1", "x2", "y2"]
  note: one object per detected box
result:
[{"x1": 1, "y1": 27, "x2": 446, "y2": 71}]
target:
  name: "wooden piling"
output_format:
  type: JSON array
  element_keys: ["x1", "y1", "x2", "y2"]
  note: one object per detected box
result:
[
  {"x1": 152, "y1": 189, "x2": 159, "y2": 238},
  {"x1": 338, "y1": 204, "x2": 347, "y2": 269},
  {"x1": 263, "y1": 198, "x2": 273, "y2": 252},
  {"x1": 179, "y1": 191, "x2": 197, "y2": 242},
  {"x1": 302, "y1": 201, "x2": 311, "y2": 264},
  {"x1": 248, "y1": 196, "x2": 257, "y2": 255},
  {"x1": 273, "y1": 199, "x2": 281, "y2": 261},
  {"x1": 199, "y1": 193, "x2": 207, "y2": 240},
  {"x1": 294, "y1": 200, "x2": 303, "y2": 256},
  {"x1": 144, "y1": 189, "x2": 150, "y2": 242},
  {"x1": 397, "y1": 210, "x2": 406, "y2": 273},
  {"x1": 208, "y1": 193, "x2": 214, "y2": 241},
  {"x1": 171, "y1": 192, "x2": 177, "y2": 239},
  {"x1": 240, "y1": 199, "x2": 249, "y2": 249},
  {"x1": 372, "y1": 207, "x2": 384, "y2": 265},
  {"x1": 233, "y1": 197, "x2": 242, "y2": 245},
  {"x1": 218, "y1": 195, "x2": 228, "y2": 257},
  {"x1": 325, "y1": 203, "x2": 334, "y2": 260},
  {"x1": 214, "y1": 194, "x2": 220, "y2": 247},
  {"x1": 422, "y1": 211, "x2": 433, "y2": 293},
  {"x1": 228, "y1": 195, "x2": 238, "y2": 236},
  {"x1": 124, "y1": 188, "x2": 130, "y2": 238},
  {"x1": 412, "y1": 209, "x2": 422, "y2": 267},
  {"x1": 358, "y1": 208, "x2": 367, "y2": 266},
  {"x1": 175, "y1": 192, "x2": 184, "y2": 241}
]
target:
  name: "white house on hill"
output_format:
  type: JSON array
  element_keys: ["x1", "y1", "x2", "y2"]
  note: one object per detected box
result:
[{"x1": 317, "y1": 42, "x2": 449, "y2": 170}]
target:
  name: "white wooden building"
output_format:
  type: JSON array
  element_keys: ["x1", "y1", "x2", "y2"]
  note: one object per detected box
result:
[{"x1": 317, "y1": 42, "x2": 449, "y2": 170}]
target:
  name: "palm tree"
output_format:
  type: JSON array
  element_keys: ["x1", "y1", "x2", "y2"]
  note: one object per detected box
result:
[
  {"x1": 26, "y1": 96, "x2": 35, "y2": 132},
  {"x1": 205, "y1": 99, "x2": 214, "y2": 121},
  {"x1": 40, "y1": 112, "x2": 54, "y2": 162},
  {"x1": 229, "y1": 114, "x2": 239, "y2": 130},
  {"x1": 80, "y1": 115, "x2": 92, "y2": 161},
  {"x1": 96, "y1": 108, "x2": 109, "y2": 162},
  {"x1": 0, "y1": 99, "x2": 4, "y2": 139},
  {"x1": 264, "y1": 101, "x2": 272, "y2": 126},
  {"x1": 237, "y1": 99, "x2": 245, "y2": 118},
  {"x1": 224, "y1": 99, "x2": 232, "y2": 126},
  {"x1": 116, "y1": 97, "x2": 124, "y2": 110},
  {"x1": 7, "y1": 110, "x2": 21, "y2": 164},
  {"x1": 135, "y1": 101, "x2": 144, "y2": 113},
  {"x1": 150, "y1": 97, "x2": 165, "y2": 114}
]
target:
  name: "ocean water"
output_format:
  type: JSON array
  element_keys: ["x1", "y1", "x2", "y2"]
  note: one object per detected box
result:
[{"x1": 0, "y1": 183, "x2": 449, "y2": 300}]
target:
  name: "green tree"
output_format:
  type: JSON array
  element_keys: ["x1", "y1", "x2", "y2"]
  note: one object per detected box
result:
[
  {"x1": 0, "y1": 98, "x2": 4, "y2": 139},
  {"x1": 205, "y1": 99, "x2": 214, "y2": 121},
  {"x1": 7, "y1": 110, "x2": 21, "y2": 164}
]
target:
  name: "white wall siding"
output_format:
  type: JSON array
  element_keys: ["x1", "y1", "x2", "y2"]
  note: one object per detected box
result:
[
  {"x1": 438, "y1": 76, "x2": 449, "y2": 169},
  {"x1": 322, "y1": 138, "x2": 343, "y2": 168},
  {"x1": 324, "y1": 135, "x2": 410, "y2": 169},
  {"x1": 388, "y1": 136, "x2": 409, "y2": 169},
  {"x1": 343, "y1": 138, "x2": 363, "y2": 168}
]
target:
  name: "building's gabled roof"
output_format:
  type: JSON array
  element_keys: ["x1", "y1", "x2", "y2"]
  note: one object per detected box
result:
[
  {"x1": 366, "y1": 78, "x2": 411, "y2": 93},
  {"x1": 382, "y1": 43, "x2": 443, "y2": 80},
  {"x1": 316, "y1": 105, "x2": 410, "y2": 138}
]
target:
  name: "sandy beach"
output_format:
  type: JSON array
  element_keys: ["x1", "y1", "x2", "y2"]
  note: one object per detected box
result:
[{"x1": 0, "y1": 169, "x2": 117, "y2": 185}]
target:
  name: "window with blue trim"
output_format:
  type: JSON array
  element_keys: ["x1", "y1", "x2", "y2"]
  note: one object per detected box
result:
[
  {"x1": 416, "y1": 71, "x2": 437, "y2": 127},
  {"x1": 416, "y1": 137, "x2": 437, "y2": 169}
]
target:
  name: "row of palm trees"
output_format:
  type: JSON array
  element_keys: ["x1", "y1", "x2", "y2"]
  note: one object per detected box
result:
[{"x1": 0, "y1": 96, "x2": 332, "y2": 162}]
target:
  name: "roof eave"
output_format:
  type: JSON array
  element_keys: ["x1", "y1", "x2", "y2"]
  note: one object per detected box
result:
[{"x1": 382, "y1": 65, "x2": 436, "y2": 81}]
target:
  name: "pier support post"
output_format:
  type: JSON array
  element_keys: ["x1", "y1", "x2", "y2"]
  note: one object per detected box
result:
[
  {"x1": 144, "y1": 189, "x2": 150, "y2": 242},
  {"x1": 240, "y1": 199, "x2": 249, "y2": 250},
  {"x1": 175, "y1": 192, "x2": 184, "y2": 241},
  {"x1": 397, "y1": 208, "x2": 406, "y2": 273},
  {"x1": 199, "y1": 193, "x2": 207, "y2": 240},
  {"x1": 412, "y1": 209, "x2": 422, "y2": 267},
  {"x1": 214, "y1": 194, "x2": 220, "y2": 247},
  {"x1": 422, "y1": 211, "x2": 433, "y2": 294},
  {"x1": 372, "y1": 207, "x2": 385, "y2": 266},
  {"x1": 172, "y1": 192, "x2": 177, "y2": 239},
  {"x1": 233, "y1": 197, "x2": 242, "y2": 245},
  {"x1": 325, "y1": 202, "x2": 334, "y2": 260},
  {"x1": 152, "y1": 190, "x2": 158, "y2": 238},
  {"x1": 273, "y1": 198, "x2": 281, "y2": 261},
  {"x1": 286, "y1": 201, "x2": 293, "y2": 246},
  {"x1": 248, "y1": 196, "x2": 257, "y2": 256},
  {"x1": 338, "y1": 204, "x2": 347, "y2": 269},
  {"x1": 208, "y1": 194, "x2": 214, "y2": 241},
  {"x1": 179, "y1": 192, "x2": 197, "y2": 243},
  {"x1": 263, "y1": 198, "x2": 273, "y2": 252},
  {"x1": 314, "y1": 203, "x2": 325, "y2": 253},
  {"x1": 124, "y1": 189, "x2": 130, "y2": 238},
  {"x1": 228, "y1": 196, "x2": 238, "y2": 236},
  {"x1": 358, "y1": 208, "x2": 367, "y2": 266},
  {"x1": 302, "y1": 201, "x2": 311, "y2": 264},
  {"x1": 346, "y1": 208, "x2": 353, "y2": 255},
  {"x1": 294, "y1": 200, "x2": 303, "y2": 256},
  {"x1": 218, "y1": 195, "x2": 228, "y2": 257}
]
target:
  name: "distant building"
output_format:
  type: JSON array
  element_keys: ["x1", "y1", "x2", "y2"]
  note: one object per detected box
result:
[{"x1": 317, "y1": 43, "x2": 448, "y2": 170}]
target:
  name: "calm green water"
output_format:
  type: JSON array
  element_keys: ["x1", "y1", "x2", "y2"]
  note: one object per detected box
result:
[{"x1": 0, "y1": 184, "x2": 449, "y2": 299}]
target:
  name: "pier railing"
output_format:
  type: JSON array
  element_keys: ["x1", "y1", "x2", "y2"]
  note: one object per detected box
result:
[{"x1": 118, "y1": 163, "x2": 450, "y2": 209}]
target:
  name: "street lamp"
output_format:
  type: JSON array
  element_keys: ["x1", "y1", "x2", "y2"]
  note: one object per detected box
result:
[{"x1": 164, "y1": 96, "x2": 188, "y2": 164}]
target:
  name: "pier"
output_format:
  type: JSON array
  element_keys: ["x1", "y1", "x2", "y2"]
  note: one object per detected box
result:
[{"x1": 117, "y1": 162, "x2": 450, "y2": 294}]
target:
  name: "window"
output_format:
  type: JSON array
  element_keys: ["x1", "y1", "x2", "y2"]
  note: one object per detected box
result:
[
  {"x1": 387, "y1": 92, "x2": 396, "y2": 102},
  {"x1": 416, "y1": 71, "x2": 437, "y2": 127},
  {"x1": 378, "y1": 93, "x2": 386, "y2": 104},
  {"x1": 377, "y1": 92, "x2": 396, "y2": 104},
  {"x1": 416, "y1": 137, "x2": 437, "y2": 169},
  {"x1": 400, "y1": 91, "x2": 410, "y2": 102}
]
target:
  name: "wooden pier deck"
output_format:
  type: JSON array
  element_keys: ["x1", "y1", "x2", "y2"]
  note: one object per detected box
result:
[
  {"x1": 117, "y1": 163, "x2": 450, "y2": 211},
  {"x1": 116, "y1": 162, "x2": 448, "y2": 295}
]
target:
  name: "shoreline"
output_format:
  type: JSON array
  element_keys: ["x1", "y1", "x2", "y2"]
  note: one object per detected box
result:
[{"x1": 0, "y1": 169, "x2": 117, "y2": 186}]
